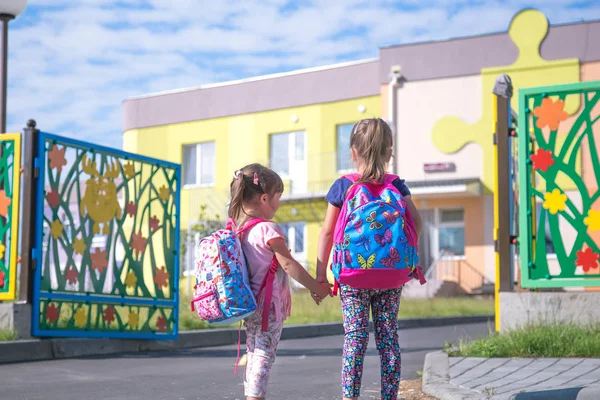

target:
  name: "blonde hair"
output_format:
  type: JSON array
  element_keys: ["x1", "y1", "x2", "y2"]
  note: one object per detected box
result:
[
  {"x1": 350, "y1": 118, "x2": 394, "y2": 183},
  {"x1": 228, "y1": 163, "x2": 284, "y2": 221}
]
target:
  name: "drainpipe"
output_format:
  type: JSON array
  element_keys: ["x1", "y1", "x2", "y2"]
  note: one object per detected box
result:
[{"x1": 388, "y1": 65, "x2": 402, "y2": 175}]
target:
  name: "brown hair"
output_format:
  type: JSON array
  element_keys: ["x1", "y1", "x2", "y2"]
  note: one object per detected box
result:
[
  {"x1": 349, "y1": 118, "x2": 394, "y2": 183},
  {"x1": 229, "y1": 163, "x2": 284, "y2": 221}
]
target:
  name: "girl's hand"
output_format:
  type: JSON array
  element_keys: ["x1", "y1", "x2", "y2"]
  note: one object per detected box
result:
[{"x1": 313, "y1": 281, "x2": 332, "y2": 301}]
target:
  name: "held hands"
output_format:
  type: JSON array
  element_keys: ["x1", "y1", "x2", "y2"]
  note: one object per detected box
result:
[{"x1": 311, "y1": 276, "x2": 332, "y2": 305}]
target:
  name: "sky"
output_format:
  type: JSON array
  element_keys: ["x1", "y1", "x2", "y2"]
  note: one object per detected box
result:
[{"x1": 5, "y1": 0, "x2": 600, "y2": 150}]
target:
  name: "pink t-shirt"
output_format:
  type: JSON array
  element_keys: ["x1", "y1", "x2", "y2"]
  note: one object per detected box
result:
[{"x1": 240, "y1": 221, "x2": 291, "y2": 322}]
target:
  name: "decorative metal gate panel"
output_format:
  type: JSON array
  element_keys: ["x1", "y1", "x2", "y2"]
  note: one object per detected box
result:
[
  {"x1": 519, "y1": 80, "x2": 600, "y2": 288},
  {"x1": 32, "y1": 132, "x2": 181, "y2": 339},
  {"x1": 0, "y1": 134, "x2": 21, "y2": 301}
]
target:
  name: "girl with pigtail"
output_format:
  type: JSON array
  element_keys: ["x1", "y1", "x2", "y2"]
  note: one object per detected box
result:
[{"x1": 231, "y1": 163, "x2": 331, "y2": 400}]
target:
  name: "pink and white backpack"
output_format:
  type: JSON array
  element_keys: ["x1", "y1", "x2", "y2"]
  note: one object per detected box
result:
[{"x1": 191, "y1": 218, "x2": 278, "y2": 331}]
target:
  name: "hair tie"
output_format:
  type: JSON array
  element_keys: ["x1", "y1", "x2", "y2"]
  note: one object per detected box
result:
[
  {"x1": 253, "y1": 172, "x2": 259, "y2": 185},
  {"x1": 233, "y1": 170, "x2": 242, "y2": 180}
]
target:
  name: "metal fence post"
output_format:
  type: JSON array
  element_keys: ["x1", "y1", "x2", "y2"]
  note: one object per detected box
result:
[{"x1": 18, "y1": 119, "x2": 39, "y2": 303}]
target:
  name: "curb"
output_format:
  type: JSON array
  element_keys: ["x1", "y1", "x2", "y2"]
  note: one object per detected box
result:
[
  {"x1": 421, "y1": 351, "x2": 600, "y2": 400},
  {"x1": 422, "y1": 351, "x2": 484, "y2": 400},
  {"x1": 0, "y1": 314, "x2": 492, "y2": 365}
]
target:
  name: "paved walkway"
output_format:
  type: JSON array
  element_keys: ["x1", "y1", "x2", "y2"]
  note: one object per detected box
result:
[
  {"x1": 449, "y1": 357, "x2": 600, "y2": 399},
  {"x1": 0, "y1": 323, "x2": 488, "y2": 400}
]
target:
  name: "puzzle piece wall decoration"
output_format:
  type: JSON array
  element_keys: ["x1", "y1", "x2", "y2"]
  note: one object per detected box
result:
[{"x1": 432, "y1": 9, "x2": 581, "y2": 192}]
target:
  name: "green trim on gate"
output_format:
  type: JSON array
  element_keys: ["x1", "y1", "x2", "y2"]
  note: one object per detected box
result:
[{"x1": 519, "y1": 80, "x2": 600, "y2": 288}]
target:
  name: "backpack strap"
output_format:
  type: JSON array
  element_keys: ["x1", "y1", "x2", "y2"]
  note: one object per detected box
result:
[
  {"x1": 236, "y1": 217, "x2": 279, "y2": 332},
  {"x1": 343, "y1": 173, "x2": 398, "y2": 185},
  {"x1": 236, "y1": 217, "x2": 268, "y2": 234},
  {"x1": 257, "y1": 256, "x2": 279, "y2": 332}
]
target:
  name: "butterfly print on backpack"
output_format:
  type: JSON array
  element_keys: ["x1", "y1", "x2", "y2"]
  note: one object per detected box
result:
[
  {"x1": 382, "y1": 210, "x2": 400, "y2": 224},
  {"x1": 356, "y1": 236, "x2": 371, "y2": 252},
  {"x1": 374, "y1": 228, "x2": 393, "y2": 247},
  {"x1": 365, "y1": 211, "x2": 383, "y2": 230},
  {"x1": 357, "y1": 253, "x2": 376, "y2": 269},
  {"x1": 381, "y1": 247, "x2": 400, "y2": 268}
]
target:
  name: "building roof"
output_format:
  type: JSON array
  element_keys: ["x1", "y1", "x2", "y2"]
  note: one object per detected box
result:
[
  {"x1": 378, "y1": 19, "x2": 600, "y2": 83},
  {"x1": 122, "y1": 59, "x2": 380, "y2": 131},
  {"x1": 122, "y1": 17, "x2": 600, "y2": 132}
]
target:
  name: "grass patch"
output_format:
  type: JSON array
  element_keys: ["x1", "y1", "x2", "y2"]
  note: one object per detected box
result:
[
  {"x1": 446, "y1": 323, "x2": 600, "y2": 358},
  {"x1": 0, "y1": 329, "x2": 17, "y2": 341},
  {"x1": 179, "y1": 289, "x2": 493, "y2": 331}
]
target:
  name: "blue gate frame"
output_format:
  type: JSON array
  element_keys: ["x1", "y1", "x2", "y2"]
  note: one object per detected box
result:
[{"x1": 32, "y1": 132, "x2": 181, "y2": 339}]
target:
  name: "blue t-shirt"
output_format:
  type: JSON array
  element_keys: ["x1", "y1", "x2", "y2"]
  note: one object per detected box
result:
[{"x1": 326, "y1": 176, "x2": 411, "y2": 208}]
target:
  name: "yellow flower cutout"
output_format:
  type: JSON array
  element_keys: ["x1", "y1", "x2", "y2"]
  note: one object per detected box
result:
[
  {"x1": 125, "y1": 270, "x2": 137, "y2": 289},
  {"x1": 72, "y1": 238, "x2": 86, "y2": 255},
  {"x1": 584, "y1": 210, "x2": 600, "y2": 232},
  {"x1": 124, "y1": 162, "x2": 136, "y2": 179},
  {"x1": 128, "y1": 311, "x2": 139, "y2": 329},
  {"x1": 0, "y1": 242, "x2": 5, "y2": 259},
  {"x1": 542, "y1": 189, "x2": 567, "y2": 215},
  {"x1": 73, "y1": 307, "x2": 88, "y2": 328},
  {"x1": 50, "y1": 220, "x2": 64, "y2": 239},
  {"x1": 158, "y1": 186, "x2": 170, "y2": 202}
]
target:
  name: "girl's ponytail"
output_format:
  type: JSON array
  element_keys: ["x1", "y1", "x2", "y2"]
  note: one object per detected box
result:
[
  {"x1": 228, "y1": 171, "x2": 246, "y2": 220},
  {"x1": 350, "y1": 118, "x2": 393, "y2": 183}
]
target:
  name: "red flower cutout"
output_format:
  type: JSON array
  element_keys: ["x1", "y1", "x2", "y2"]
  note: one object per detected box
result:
[
  {"x1": 46, "y1": 303, "x2": 59, "y2": 324},
  {"x1": 126, "y1": 202, "x2": 137, "y2": 218},
  {"x1": 46, "y1": 190, "x2": 61, "y2": 209},
  {"x1": 90, "y1": 248, "x2": 108, "y2": 274},
  {"x1": 130, "y1": 231, "x2": 147, "y2": 256},
  {"x1": 66, "y1": 267, "x2": 79, "y2": 285},
  {"x1": 154, "y1": 266, "x2": 170, "y2": 288},
  {"x1": 530, "y1": 148, "x2": 555, "y2": 172},
  {"x1": 150, "y1": 216, "x2": 160, "y2": 232},
  {"x1": 576, "y1": 247, "x2": 599, "y2": 272},
  {"x1": 533, "y1": 97, "x2": 568, "y2": 131},
  {"x1": 156, "y1": 316, "x2": 167, "y2": 332},
  {"x1": 0, "y1": 190, "x2": 11, "y2": 217},
  {"x1": 103, "y1": 306, "x2": 116, "y2": 325},
  {"x1": 0, "y1": 270, "x2": 4, "y2": 289},
  {"x1": 48, "y1": 145, "x2": 68, "y2": 172}
]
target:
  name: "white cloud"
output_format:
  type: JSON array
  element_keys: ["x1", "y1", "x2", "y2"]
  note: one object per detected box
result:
[{"x1": 4, "y1": 0, "x2": 600, "y2": 151}]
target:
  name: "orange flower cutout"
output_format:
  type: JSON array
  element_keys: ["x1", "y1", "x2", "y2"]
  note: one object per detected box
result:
[
  {"x1": 90, "y1": 248, "x2": 108, "y2": 274},
  {"x1": 48, "y1": 145, "x2": 68, "y2": 172},
  {"x1": 130, "y1": 231, "x2": 147, "y2": 256},
  {"x1": 156, "y1": 316, "x2": 168, "y2": 332},
  {"x1": 45, "y1": 303, "x2": 60, "y2": 324},
  {"x1": 103, "y1": 306, "x2": 116, "y2": 325},
  {"x1": 0, "y1": 190, "x2": 11, "y2": 217},
  {"x1": 533, "y1": 97, "x2": 568, "y2": 131},
  {"x1": 154, "y1": 266, "x2": 170, "y2": 288}
]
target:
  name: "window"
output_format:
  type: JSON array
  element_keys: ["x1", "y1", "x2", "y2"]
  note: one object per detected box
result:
[
  {"x1": 269, "y1": 131, "x2": 305, "y2": 177},
  {"x1": 438, "y1": 209, "x2": 465, "y2": 256},
  {"x1": 536, "y1": 203, "x2": 556, "y2": 256},
  {"x1": 182, "y1": 142, "x2": 215, "y2": 186},
  {"x1": 279, "y1": 222, "x2": 306, "y2": 255},
  {"x1": 337, "y1": 123, "x2": 355, "y2": 171}
]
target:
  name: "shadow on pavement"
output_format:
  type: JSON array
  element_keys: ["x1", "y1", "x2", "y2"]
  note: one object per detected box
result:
[
  {"x1": 77, "y1": 345, "x2": 442, "y2": 360},
  {"x1": 513, "y1": 387, "x2": 585, "y2": 399}
]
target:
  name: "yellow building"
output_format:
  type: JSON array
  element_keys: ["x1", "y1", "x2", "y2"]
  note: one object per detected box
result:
[
  {"x1": 122, "y1": 60, "x2": 381, "y2": 277},
  {"x1": 122, "y1": 9, "x2": 600, "y2": 294}
]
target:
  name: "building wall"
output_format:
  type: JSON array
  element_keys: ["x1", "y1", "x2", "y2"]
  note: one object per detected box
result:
[
  {"x1": 124, "y1": 96, "x2": 381, "y2": 275},
  {"x1": 124, "y1": 95, "x2": 380, "y2": 227},
  {"x1": 393, "y1": 75, "x2": 483, "y2": 183}
]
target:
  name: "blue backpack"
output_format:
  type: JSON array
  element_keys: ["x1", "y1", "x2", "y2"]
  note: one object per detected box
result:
[{"x1": 331, "y1": 174, "x2": 426, "y2": 294}]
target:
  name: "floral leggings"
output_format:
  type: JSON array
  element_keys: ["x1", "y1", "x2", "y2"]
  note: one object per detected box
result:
[
  {"x1": 340, "y1": 284, "x2": 403, "y2": 400},
  {"x1": 244, "y1": 306, "x2": 284, "y2": 398}
]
